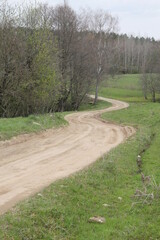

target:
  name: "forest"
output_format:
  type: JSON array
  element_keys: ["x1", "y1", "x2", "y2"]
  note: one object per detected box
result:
[{"x1": 0, "y1": 1, "x2": 160, "y2": 117}]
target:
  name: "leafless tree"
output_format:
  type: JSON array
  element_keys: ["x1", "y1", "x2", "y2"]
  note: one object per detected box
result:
[
  {"x1": 141, "y1": 42, "x2": 160, "y2": 102},
  {"x1": 84, "y1": 9, "x2": 118, "y2": 104},
  {"x1": 50, "y1": 3, "x2": 94, "y2": 111},
  {"x1": 50, "y1": 3, "x2": 77, "y2": 111}
]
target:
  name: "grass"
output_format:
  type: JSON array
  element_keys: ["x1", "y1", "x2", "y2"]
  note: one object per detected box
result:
[
  {"x1": 99, "y1": 87, "x2": 144, "y2": 102},
  {"x1": 104, "y1": 74, "x2": 141, "y2": 90},
  {"x1": 0, "y1": 113, "x2": 68, "y2": 141},
  {"x1": 0, "y1": 74, "x2": 160, "y2": 239},
  {"x1": 99, "y1": 74, "x2": 144, "y2": 102},
  {"x1": 0, "y1": 100, "x2": 111, "y2": 141}
]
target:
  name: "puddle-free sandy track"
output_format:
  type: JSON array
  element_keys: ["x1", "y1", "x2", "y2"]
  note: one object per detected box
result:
[{"x1": 0, "y1": 96, "x2": 135, "y2": 214}]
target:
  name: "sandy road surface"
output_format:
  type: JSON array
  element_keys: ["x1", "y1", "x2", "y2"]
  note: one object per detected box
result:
[{"x1": 0, "y1": 96, "x2": 135, "y2": 214}]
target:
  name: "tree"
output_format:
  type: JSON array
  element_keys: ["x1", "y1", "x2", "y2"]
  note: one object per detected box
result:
[
  {"x1": 50, "y1": 3, "x2": 94, "y2": 111},
  {"x1": 21, "y1": 3, "x2": 59, "y2": 115},
  {"x1": 86, "y1": 9, "x2": 118, "y2": 104},
  {"x1": 0, "y1": 1, "x2": 21, "y2": 117},
  {"x1": 0, "y1": 2, "x2": 58, "y2": 117},
  {"x1": 50, "y1": 3, "x2": 78, "y2": 111},
  {"x1": 141, "y1": 42, "x2": 160, "y2": 102}
]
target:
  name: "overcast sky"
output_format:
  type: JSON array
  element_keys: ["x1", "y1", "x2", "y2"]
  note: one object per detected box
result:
[{"x1": 7, "y1": 0, "x2": 160, "y2": 40}]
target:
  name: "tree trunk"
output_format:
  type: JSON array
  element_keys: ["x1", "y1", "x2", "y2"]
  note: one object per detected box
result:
[
  {"x1": 144, "y1": 94, "x2": 148, "y2": 100},
  {"x1": 94, "y1": 77, "x2": 99, "y2": 105},
  {"x1": 152, "y1": 90, "x2": 156, "y2": 102},
  {"x1": 144, "y1": 91, "x2": 148, "y2": 100}
]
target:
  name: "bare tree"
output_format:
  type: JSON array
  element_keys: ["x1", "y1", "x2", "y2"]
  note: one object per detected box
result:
[
  {"x1": 50, "y1": 3, "x2": 94, "y2": 111},
  {"x1": 69, "y1": 28, "x2": 94, "y2": 110},
  {"x1": 50, "y1": 3, "x2": 78, "y2": 111},
  {"x1": 141, "y1": 42, "x2": 160, "y2": 102},
  {"x1": 85, "y1": 9, "x2": 118, "y2": 104}
]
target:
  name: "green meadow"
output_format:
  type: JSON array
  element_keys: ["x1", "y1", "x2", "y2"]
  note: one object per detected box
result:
[{"x1": 99, "y1": 74, "x2": 144, "y2": 102}]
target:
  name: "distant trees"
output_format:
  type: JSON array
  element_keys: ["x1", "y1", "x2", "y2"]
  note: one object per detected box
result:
[
  {"x1": 115, "y1": 34, "x2": 157, "y2": 74},
  {"x1": 0, "y1": 1, "x2": 160, "y2": 118},
  {"x1": 141, "y1": 42, "x2": 160, "y2": 102},
  {"x1": 111, "y1": 33, "x2": 160, "y2": 102}
]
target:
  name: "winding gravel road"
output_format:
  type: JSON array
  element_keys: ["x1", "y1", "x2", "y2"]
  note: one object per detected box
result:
[{"x1": 0, "y1": 96, "x2": 135, "y2": 214}]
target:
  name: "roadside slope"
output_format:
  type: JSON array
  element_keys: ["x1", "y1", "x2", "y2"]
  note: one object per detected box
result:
[{"x1": 0, "y1": 96, "x2": 135, "y2": 214}]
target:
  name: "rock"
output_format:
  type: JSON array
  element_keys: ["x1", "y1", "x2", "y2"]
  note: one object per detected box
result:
[
  {"x1": 103, "y1": 204, "x2": 111, "y2": 207},
  {"x1": 33, "y1": 122, "x2": 41, "y2": 126},
  {"x1": 118, "y1": 197, "x2": 122, "y2": 201},
  {"x1": 89, "y1": 216, "x2": 106, "y2": 224},
  {"x1": 137, "y1": 155, "x2": 142, "y2": 167},
  {"x1": 37, "y1": 193, "x2": 43, "y2": 197},
  {"x1": 60, "y1": 185, "x2": 67, "y2": 188}
]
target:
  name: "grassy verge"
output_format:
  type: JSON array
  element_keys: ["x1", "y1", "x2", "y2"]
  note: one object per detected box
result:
[
  {"x1": 0, "y1": 100, "x2": 111, "y2": 141},
  {"x1": 0, "y1": 75, "x2": 160, "y2": 239},
  {"x1": 0, "y1": 113, "x2": 68, "y2": 141}
]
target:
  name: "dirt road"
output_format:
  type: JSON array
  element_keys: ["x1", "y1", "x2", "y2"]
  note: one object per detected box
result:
[{"x1": 0, "y1": 96, "x2": 135, "y2": 214}]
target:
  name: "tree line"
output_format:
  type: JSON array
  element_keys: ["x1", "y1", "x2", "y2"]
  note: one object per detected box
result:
[
  {"x1": 0, "y1": 1, "x2": 160, "y2": 118},
  {"x1": 112, "y1": 34, "x2": 160, "y2": 102}
]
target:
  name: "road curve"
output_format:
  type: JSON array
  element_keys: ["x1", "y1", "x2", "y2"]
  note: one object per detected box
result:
[{"x1": 0, "y1": 96, "x2": 135, "y2": 214}]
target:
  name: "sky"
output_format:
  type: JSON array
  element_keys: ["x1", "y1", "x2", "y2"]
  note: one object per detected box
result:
[{"x1": 7, "y1": 0, "x2": 160, "y2": 40}]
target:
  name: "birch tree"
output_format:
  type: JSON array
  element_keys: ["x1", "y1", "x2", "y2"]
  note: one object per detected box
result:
[{"x1": 87, "y1": 10, "x2": 118, "y2": 104}]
